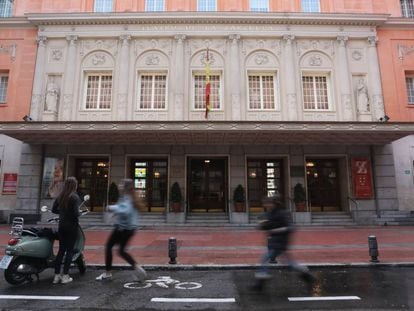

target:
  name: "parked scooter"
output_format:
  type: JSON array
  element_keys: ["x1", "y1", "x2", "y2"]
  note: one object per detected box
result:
[{"x1": 0, "y1": 195, "x2": 90, "y2": 285}]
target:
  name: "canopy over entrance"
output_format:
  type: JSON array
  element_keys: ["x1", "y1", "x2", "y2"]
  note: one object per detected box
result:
[{"x1": 1, "y1": 121, "x2": 413, "y2": 145}]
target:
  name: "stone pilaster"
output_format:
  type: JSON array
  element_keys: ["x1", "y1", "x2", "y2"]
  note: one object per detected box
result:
[
  {"x1": 367, "y1": 36, "x2": 385, "y2": 121},
  {"x1": 283, "y1": 35, "x2": 298, "y2": 121},
  {"x1": 29, "y1": 36, "x2": 47, "y2": 121},
  {"x1": 229, "y1": 34, "x2": 241, "y2": 120},
  {"x1": 337, "y1": 36, "x2": 353, "y2": 121},
  {"x1": 173, "y1": 34, "x2": 186, "y2": 120},
  {"x1": 61, "y1": 35, "x2": 78, "y2": 120},
  {"x1": 117, "y1": 35, "x2": 131, "y2": 120}
]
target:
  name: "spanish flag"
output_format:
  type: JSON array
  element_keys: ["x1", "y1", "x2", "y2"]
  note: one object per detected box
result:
[{"x1": 205, "y1": 49, "x2": 211, "y2": 119}]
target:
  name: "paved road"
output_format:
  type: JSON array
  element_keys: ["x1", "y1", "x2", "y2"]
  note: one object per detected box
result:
[{"x1": 0, "y1": 266, "x2": 412, "y2": 310}]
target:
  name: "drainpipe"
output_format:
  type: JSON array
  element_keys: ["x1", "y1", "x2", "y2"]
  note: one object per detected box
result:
[{"x1": 370, "y1": 146, "x2": 380, "y2": 218}]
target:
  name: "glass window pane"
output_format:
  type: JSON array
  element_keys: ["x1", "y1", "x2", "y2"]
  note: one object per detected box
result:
[
  {"x1": 406, "y1": 76, "x2": 414, "y2": 104},
  {"x1": 197, "y1": 0, "x2": 216, "y2": 11},
  {"x1": 94, "y1": 0, "x2": 113, "y2": 12},
  {"x1": 0, "y1": 75, "x2": 9, "y2": 103},
  {"x1": 0, "y1": 0, "x2": 13, "y2": 17},
  {"x1": 401, "y1": 0, "x2": 414, "y2": 17},
  {"x1": 301, "y1": 0, "x2": 320, "y2": 12},
  {"x1": 145, "y1": 0, "x2": 165, "y2": 11},
  {"x1": 250, "y1": 0, "x2": 269, "y2": 12}
]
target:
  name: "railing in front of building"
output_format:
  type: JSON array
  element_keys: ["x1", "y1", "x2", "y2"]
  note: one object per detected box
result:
[{"x1": 348, "y1": 196, "x2": 359, "y2": 222}]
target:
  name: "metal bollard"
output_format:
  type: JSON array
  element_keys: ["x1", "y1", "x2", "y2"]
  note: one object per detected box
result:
[
  {"x1": 368, "y1": 235, "x2": 379, "y2": 263},
  {"x1": 168, "y1": 237, "x2": 177, "y2": 264}
]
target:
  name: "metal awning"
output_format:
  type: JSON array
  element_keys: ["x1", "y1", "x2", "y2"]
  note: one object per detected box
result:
[{"x1": 1, "y1": 121, "x2": 413, "y2": 145}]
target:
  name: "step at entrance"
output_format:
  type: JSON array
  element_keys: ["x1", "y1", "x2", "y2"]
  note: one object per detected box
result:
[
  {"x1": 311, "y1": 212, "x2": 355, "y2": 226},
  {"x1": 186, "y1": 213, "x2": 230, "y2": 226}
]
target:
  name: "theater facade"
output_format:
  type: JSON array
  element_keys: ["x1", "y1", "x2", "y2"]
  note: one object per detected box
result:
[{"x1": 2, "y1": 11, "x2": 413, "y2": 224}]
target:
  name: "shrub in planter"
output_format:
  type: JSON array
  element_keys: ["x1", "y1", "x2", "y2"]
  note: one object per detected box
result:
[
  {"x1": 170, "y1": 182, "x2": 183, "y2": 212},
  {"x1": 293, "y1": 182, "x2": 306, "y2": 212},
  {"x1": 233, "y1": 184, "x2": 246, "y2": 212}
]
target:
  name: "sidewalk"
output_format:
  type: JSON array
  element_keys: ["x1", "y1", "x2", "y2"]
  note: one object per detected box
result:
[{"x1": 1, "y1": 225, "x2": 414, "y2": 267}]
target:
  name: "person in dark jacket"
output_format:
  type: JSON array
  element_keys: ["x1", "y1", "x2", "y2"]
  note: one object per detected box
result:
[
  {"x1": 254, "y1": 196, "x2": 315, "y2": 289},
  {"x1": 52, "y1": 176, "x2": 82, "y2": 284}
]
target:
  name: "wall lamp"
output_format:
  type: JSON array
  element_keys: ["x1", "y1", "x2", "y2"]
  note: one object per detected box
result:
[
  {"x1": 379, "y1": 115, "x2": 390, "y2": 122},
  {"x1": 22, "y1": 115, "x2": 33, "y2": 122}
]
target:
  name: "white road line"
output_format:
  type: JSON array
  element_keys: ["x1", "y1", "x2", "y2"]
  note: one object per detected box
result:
[
  {"x1": 288, "y1": 296, "x2": 361, "y2": 302},
  {"x1": 151, "y1": 298, "x2": 236, "y2": 303},
  {"x1": 0, "y1": 295, "x2": 79, "y2": 301}
]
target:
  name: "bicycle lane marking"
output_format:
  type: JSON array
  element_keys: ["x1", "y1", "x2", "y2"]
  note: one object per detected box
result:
[
  {"x1": 151, "y1": 298, "x2": 236, "y2": 303},
  {"x1": 123, "y1": 275, "x2": 202, "y2": 290},
  {"x1": 0, "y1": 295, "x2": 79, "y2": 301},
  {"x1": 288, "y1": 296, "x2": 361, "y2": 302}
]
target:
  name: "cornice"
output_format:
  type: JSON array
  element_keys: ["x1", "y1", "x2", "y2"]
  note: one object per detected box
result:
[
  {"x1": 0, "y1": 17, "x2": 33, "y2": 28},
  {"x1": 380, "y1": 17, "x2": 414, "y2": 29},
  {"x1": 25, "y1": 12, "x2": 389, "y2": 27}
]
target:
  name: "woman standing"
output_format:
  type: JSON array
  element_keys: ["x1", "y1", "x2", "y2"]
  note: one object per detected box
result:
[
  {"x1": 52, "y1": 176, "x2": 82, "y2": 284},
  {"x1": 96, "y1": 179, "x2": 146, "y2": 281}
]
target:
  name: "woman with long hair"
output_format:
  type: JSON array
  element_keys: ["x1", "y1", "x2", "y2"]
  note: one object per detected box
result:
[
  {"x1": 52, "y1": 176, "x2": 82, "y2": 284},
  {"x1": 96, "y1": 179, "x2": 146, "y2": 281}
]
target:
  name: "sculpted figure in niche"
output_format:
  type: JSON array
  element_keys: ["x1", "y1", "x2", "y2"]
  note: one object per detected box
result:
[
  {"x1": 45, "y1": 77, "x2": 60, "y2": 112},
  {"x1": 356, "y1": 78, "x2": 369, "y2": 113}
]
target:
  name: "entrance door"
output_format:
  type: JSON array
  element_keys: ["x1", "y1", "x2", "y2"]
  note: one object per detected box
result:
[
  {"x1": 76, "y1": 158, "x2": 109, "y2": 212},
  {"x1": 306, "y1": 159, "x2": 340, "y2": 212},
  {"x1": 188, "y1": 158, "x2": 227, "y2": 212},
  {"x1": 132, "y1": 159, "x2": 168, "y2": 212}
]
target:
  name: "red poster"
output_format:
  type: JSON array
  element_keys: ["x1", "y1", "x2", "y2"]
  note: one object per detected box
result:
[
  {"x1": 2, "y1": 173, "x2": 18, "y2": 195},
  {"x1": 352, "y1": 158, "x2": 373, "y2": 199}
]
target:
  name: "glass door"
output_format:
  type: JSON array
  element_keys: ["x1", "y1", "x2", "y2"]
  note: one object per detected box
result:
[
  {"x1": 188, "y1": 158, "x2": 227, "y2": 212},
  {"x1": 306, "y1": 159, "x2": 340, "y2": 212},
  {"x1": 76, "y1": 158, "x2": 109, "y2": 212},
  {"x1": 132, "y1": 159, "x2": 168, "y2": 212}
]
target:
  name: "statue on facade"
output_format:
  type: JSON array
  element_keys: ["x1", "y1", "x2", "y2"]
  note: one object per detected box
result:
[
  {"x1": 45, "y1": 77, "x2": 60, "y2": 112},
  {"x1": 356, "y1": 78, "x2": 369, "y2": 113}
]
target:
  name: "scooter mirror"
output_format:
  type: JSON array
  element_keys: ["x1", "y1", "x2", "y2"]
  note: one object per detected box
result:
[
  {"x1": 83, "y1": 195, "x2": 90, "y2": 201},
  {"x1": 40, "y1": 206, "x2": 48, "y2": 212}
]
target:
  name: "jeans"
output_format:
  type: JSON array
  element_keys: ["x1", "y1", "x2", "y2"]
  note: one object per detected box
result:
[
  {"x1": 105, "y1": 228, "x2": 136, "y2": 271},
  {"x1": 55, "y1": 228, "x2": 77, "y2": 274}
]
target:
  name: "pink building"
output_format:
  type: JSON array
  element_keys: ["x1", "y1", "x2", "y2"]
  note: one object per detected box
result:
[{"x1": 1, "y1": 0, "x2": 413, "y2": 225}]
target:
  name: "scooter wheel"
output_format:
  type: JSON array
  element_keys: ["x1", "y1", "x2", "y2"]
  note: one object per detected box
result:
[
  {"x1": 4, "y1": 258, "x2": 30, "y2": 285},
  {"x1": 76, "y1": 254, "x2": 86, "y2": 275}
]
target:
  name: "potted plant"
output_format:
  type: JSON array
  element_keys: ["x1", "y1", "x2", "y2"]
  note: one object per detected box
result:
[
  {"x1": 107, "y1": 182, "x2": 119, "y2": 205},
  {"x1": 293, "y1": 182, "x2": 306, "y2": 212},
  {"x1": 170, "y1": 182, "x2": 183, "y2": 212},
  {"x1": 233, "y1": 184, "x2": 246, "y2": 212}
]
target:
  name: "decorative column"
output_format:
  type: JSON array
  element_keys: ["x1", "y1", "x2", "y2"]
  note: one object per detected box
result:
[
  {"x1": 29, "y1": 36, "x2": 47, "y2": 121},
  {"x1": 117, "y1": 35, "x2": 130, "y2": 120},
  {"x1": 367, "y1": 36, "x2": 385, "y2": 121},
  {"x1": 173, "y1": 34, "x2": 186, "y2": 120},
  {"x1": 229, "y1": 34, "x2": 241, "y2": 120},
  {"x1": 283, "y1": 35, "x2": 298, "y2": 121},
  {"x1": 61, "y1": 35, "x2": 78, "y2": 120},
  {"x1": 337, "y1": 36, "x2": 354, "y2": 121}
]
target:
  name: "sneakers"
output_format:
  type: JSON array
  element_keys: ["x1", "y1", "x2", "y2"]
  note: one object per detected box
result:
[
  {"x1": 133, "y1": 265, "x2": 147, "y2": 281},
  {"x1": 61, "y1": 274, "x2": 73, "y2": 284},
  {"x1": 96, "y1": 272, "x2": 113, "y2": 281},
  {"x1": 52, "y1": 274, "x2": 62, "y2": 284}
]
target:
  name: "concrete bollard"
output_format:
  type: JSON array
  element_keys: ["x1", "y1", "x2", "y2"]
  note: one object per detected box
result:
[
  {"x1": 168, "y1": 237, "x2": 177, "y2": 264},
  {"x1": 368, "y1": 235, "x2": 379, "y2": 263}
]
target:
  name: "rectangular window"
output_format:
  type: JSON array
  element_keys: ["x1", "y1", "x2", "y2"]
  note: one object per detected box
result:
[
  {"x1": 145, "y1": 0, "x2": 165, "y2": 11},
  {"x1": 84, "y1": 74, "x2": 112, "y2": 110},
  {"x1": 249, "y1": 0, "x2": 269, "y2": 12},
  {"x1": 302, "y1": 74, "x2": 330, "y2": 110},
  {"x1": 0, "y1": 0, "x2": 13, "y2": 17},
  {"x1": 197, "y1": 0, "x2": 217, "y2": 11},
  {"x1": 406, "y1": 76, "x2": 414, "y2": 104},
  {"x1": 138, "y1": 73, "x2": 167, "y2": 109},
  {"x1": 194, "y1": 73, "x2": 221, "y2": 110},
  {"x1": 301, "y1": 0, "x2": 320, "y2": 12},
  {"x1": 0, "y1": 74, "x2": 9, "y2": 103},
  {"x1": 248, "y1": 74, "x2": 276, "y2": 109},
  {"x1": 94, "y1": 0, "x2": 113, "y2": 12},
  {"x1": 401, "y1": 0, "x2": 414, "y2": 17}
]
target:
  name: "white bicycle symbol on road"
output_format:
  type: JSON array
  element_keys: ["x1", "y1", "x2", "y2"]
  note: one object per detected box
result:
[{"x1": 124, "y1": 276, "x2": 203, "y2": 290}]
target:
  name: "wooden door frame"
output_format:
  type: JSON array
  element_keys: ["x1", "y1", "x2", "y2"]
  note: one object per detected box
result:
[{"x1": 186, "y1": 155, "x2": 229, "y2": 213}]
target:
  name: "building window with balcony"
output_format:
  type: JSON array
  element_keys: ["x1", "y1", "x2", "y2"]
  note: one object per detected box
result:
[
  {"x1": 406, "y1": 75, "x2": 414, "y2": 104},
  {"x1": 193, "y1": 72, "x2": 221, "y2": 110},
  {"x1": 302, "y1": 74, "x2": 331, "y2": 110},
  {"x1": 401, "y1": 0, "x2": 414, "y2": 17},
  {"x1": 84, "y1": 73, "x2": 112, "y2": 110},
  {"x1": 301, "y1": 0, "x2": 320, "y2": 12},
  {"x1": 0, "y1": 73, "x2": 8, "y2": 103},
  {"x1": 94, "y1": 0, "x2": 113, "y2": 12},
  {"x1": 249, "y1": 0, "x2": 269, "y2": 12},
  {"x1": 145, "y1": 0, "x2": 165, "y2": 11},
  {"x1": 197, "y1": 0, "x2": 217, "y2": 11},
  {"x1": 0, "y1": 0, "x2": 13, "y2": 17},
  {"x1": 137, "y1": 73, "x2": 167, "y2": 110},
  {"x1": 248, "y1": 73, "x2": 277, "y2": 110}
]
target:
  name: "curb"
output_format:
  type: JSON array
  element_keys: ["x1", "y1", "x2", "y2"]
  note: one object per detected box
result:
[{"x1": 85, "y1": 262, "x2": 414, "y2": 271}]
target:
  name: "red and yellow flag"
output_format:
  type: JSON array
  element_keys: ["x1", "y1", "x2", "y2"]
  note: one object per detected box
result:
[{"x1": 205, "y1": 49, "x2": 211, "y2": 119}]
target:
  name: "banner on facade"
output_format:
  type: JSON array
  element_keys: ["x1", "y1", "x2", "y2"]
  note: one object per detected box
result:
[
  {"x1": 352, "y1": 157, "x2": 373, "y2": 199},
  {"x1": 2, "y1": 173, "x2": 18, "y2": 195},
  {"x1": 41, "y1": 157, "x2": 65, "y2": 199}
]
